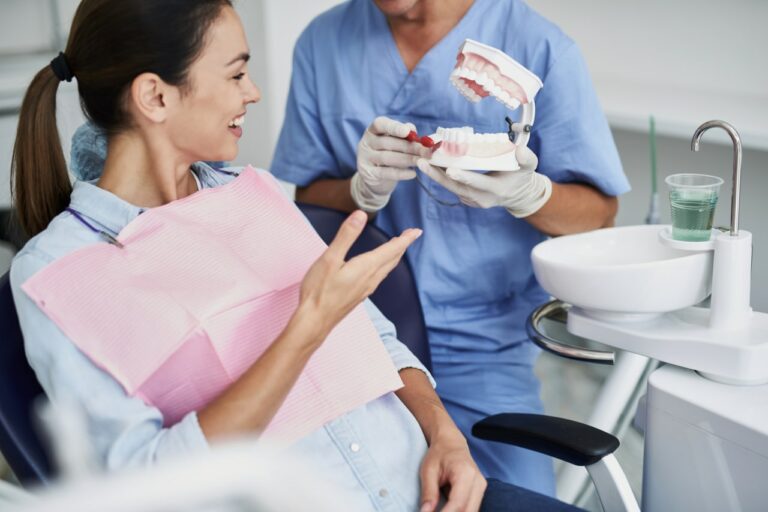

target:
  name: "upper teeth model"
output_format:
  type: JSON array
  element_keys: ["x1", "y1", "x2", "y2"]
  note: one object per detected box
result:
[{"x1": 427, "y1": 39, "x2": 542, "y2": 172}]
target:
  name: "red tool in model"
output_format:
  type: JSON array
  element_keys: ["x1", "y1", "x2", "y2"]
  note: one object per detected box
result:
[{"x1": 405, "y1": 130, "x2": 439, "y2": 149}]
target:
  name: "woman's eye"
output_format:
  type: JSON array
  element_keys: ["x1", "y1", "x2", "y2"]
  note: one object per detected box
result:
[{"x1": 233, "y1": 72, "x2": 245, "y2": 81}]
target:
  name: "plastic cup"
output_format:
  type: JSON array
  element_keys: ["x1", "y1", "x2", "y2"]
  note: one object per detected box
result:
[{"x1": 665, "y1": 173, "x2": 723, "y2": 242}]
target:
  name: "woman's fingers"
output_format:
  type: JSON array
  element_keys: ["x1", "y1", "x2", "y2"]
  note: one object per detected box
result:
[
  {"x1": 418, "y1": 461, "x2": 441, "y2": 512},
  {"x1": 341, "y1": 228, "x2": 421, "y2": 297},
  {"x1": 441, "y1": 474, "x2": 472, "y2": 512},
  {"x1": 350, "y1": 228, "x2": 421, "y2": 273},
  {"x1": 323, "y1": 210, "x2": 368, "y2": 262},
  {"x1": 467, "y1": 476, "x2": 487, "y2": 512},
  {"x1": 377, "y1": 228, "x2": 423, "y2": 260},
  {"x1": 442, "y1": 470, "x2": 486, "y2": 512},
  {"x1": 298, "y1": 223, "x2": 422, "y2": 341}
]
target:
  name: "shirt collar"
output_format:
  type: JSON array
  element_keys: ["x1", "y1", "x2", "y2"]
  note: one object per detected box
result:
[
  {"x1": 68, "y1": 180, "x2": 145, "y2": 236},
  {"x1": 68, "y1": 162, "x2": 229, "y2": 235}
]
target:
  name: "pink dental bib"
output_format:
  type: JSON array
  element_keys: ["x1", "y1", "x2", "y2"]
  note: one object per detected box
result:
[{"x1": 22, "y1": 167, "x2": 403, "y2": 443}]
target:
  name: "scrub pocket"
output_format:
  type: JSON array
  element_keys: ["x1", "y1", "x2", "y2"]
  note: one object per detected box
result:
[{"x1": 424, "y1": 185, "x2": 518, "y2": 226}]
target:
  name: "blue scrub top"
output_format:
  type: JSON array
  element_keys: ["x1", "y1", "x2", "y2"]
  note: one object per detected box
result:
[{"x1": 272, "y1": 0, "x2": 630, "y2": 366}]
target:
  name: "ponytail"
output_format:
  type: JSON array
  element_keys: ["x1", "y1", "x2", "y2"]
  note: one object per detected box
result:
[{"x1": 11, "y1": 65, "x2": 72, "y2": 237}]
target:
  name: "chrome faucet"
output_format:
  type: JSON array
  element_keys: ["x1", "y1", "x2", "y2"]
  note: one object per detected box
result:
[{"x1": 691, "y1": 120, "x2": 743, "y2": 236}]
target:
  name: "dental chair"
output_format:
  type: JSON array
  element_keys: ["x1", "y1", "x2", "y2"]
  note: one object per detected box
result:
[
  {"x1": 0, "y1": 271, "x2": 53, "y2": 486},
  {"x1": 0, "y1": 203, "x2": 637, "y2": 511}
]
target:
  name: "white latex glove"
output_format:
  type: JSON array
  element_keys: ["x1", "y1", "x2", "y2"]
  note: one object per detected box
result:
[
  {"x1": 351, "y1": 116, "x2": 432, "y2": 212},
  {"x1": 416, "y1": 145, "x2": 552, "y2": 218}
]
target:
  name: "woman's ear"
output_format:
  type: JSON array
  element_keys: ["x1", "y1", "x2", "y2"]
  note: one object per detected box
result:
[{"x1": 129, "y1": 72, "x2": 179, "y2": 124}]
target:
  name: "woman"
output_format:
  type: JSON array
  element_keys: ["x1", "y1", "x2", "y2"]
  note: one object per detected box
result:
[{"x1": 9, "y1": 1, "x2": 578, "y2": 511}]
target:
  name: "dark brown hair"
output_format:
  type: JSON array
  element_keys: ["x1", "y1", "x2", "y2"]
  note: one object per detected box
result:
[{"x1": 11, "y1": 0, "x2": 232, "y2": 236}]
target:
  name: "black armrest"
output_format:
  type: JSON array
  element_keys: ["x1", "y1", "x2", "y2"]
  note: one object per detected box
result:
[{"x1": 472, "y1": 413, "x2": 619, "y2": 466}]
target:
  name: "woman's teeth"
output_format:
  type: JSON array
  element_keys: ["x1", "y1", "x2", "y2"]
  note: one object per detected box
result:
[{"x1": 228, "y1": 115, "x2": 245, "y2": 128}]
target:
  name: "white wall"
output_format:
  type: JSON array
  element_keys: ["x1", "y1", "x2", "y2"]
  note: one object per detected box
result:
[
  {"x1": 527, "y1": 0, "x2": 768, "y2": 149},
  {"x1": 0, "y1": 0, "x2": 56, "y2": 54},
  {"x1": 0, "y1": 0, "x2": 84, "y2": 210},
  {"x1": 528, "y1": 0, "x2": 767, "y2": 98}
]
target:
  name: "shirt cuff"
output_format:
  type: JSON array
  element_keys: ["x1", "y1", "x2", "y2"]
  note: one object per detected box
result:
[{"x1": 362, "y1": 300, "x2": 436, "y2": 389}]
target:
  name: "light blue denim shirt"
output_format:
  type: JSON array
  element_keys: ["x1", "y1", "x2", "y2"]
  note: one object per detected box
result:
[{"x1": 11, "y1": 162, "x2": 434, "y2": 511}]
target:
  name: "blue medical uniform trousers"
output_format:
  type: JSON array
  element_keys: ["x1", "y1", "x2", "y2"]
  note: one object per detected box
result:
[{"x1": 432, "y1": 360, "x2": 556, "y2": 496}]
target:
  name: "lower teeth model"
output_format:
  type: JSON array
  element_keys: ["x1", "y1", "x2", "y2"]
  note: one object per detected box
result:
[
  {"x1": 428, "y1": 127, "x2": 517, "y2": 171},
  {"x1": 427, "y1": 39, "x2": 542, "y2": 172}
]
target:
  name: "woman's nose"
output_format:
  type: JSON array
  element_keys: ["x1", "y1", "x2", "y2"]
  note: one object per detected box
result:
[{"x1": 244, "y1": 79, "x2": 261, "y2": 104}]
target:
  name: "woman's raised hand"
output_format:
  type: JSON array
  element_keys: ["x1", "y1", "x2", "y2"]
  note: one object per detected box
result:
[{"x1": 297, "y1": 210, "x2": 422, "y2": 342}]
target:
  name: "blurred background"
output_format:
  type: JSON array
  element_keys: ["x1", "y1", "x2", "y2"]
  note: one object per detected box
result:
[{"x1": 0, "y1": 1, "x2": 765, "y2": 509}]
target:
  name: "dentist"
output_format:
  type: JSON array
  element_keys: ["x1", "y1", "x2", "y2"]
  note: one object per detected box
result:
[{"x1": 270, "y1": 0, "x2": 630, "y2": 496}]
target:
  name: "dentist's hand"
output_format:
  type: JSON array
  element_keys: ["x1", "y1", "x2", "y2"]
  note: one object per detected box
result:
[
  {"x1": 351, "y1": 117, "x2": 432, "y2": 212},
  {"x1": 417, "y1": 145, "x2": 552, "y2": 218},
  {"x1": 298, "y1": 210, "x2": 422, "y2": 341}
]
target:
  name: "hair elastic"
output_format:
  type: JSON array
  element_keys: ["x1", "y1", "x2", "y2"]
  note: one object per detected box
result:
[{"x1": 50, "y1": 52, "x2": 74, "y2": 82}]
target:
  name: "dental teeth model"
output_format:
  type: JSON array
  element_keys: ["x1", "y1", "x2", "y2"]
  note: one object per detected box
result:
[
  {"x1": 428, "y1": 39, "x2": 543, "y2": 171},
  {"x1": 429, "y1": 127, "x2": 517, "y2": 171}
]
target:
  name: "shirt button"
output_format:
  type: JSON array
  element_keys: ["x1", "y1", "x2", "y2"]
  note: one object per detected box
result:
[
  {"x1": 379, "y1": 488, "x2": 389, "y2": 498},
  {"x1": 349, "y1": 443, "x2": 360, "y2": 453}
]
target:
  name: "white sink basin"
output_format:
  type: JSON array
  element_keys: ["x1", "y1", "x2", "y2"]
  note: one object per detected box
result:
[{"x1": 531, "y1": 225, "x2": 713, "y2": 318}]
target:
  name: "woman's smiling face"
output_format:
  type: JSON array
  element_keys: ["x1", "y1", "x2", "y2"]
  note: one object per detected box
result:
[{"x1": 166, "y1": 5, "x2": 260, "y2": 164}]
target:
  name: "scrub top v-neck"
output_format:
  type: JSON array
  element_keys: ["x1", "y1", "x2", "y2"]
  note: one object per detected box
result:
[{"x1": 375, "y1": 0, "x2": 484, "y2": 114}]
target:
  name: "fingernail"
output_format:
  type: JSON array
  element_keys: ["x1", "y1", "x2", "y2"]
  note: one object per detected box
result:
[
  {"x1": 420, "y1": 502, "x2": 432, "y2": 512},
  {"x1": 411, "y1": 228, "x2": 423, "y2": 238},
  {"x1": 349, "y1": 210, "x2": 366, "y2": 227}
]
